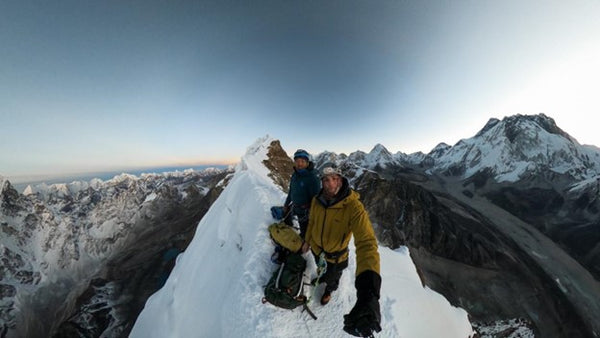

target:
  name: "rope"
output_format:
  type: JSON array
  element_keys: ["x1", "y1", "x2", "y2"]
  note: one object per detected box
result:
[{"x1": 307, "y1": 253, "x2": 327, "y2": 303}]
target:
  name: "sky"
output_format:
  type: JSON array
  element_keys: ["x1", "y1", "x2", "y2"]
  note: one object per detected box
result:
[
  {"x1": 130, "y1": 136, "x2": 477, "y2": 337},
  {"x1": 1, "y1": 0, "x2": 600, "y2": 179}
]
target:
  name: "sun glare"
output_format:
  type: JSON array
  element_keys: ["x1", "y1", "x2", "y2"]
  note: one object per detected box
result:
[{"x1": 493, "y1": 42, "x2": 600, "y2": 145}]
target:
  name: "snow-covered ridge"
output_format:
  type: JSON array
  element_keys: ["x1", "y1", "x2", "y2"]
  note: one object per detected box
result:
[{"x1": 131, "y1": 136, "x2": 474, "y2": 337}]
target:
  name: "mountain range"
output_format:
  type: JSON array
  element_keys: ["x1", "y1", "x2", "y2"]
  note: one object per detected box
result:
[
  {"x1": 310, "y1": 113, "x2": 600, "y2": 337},
  {"x1": 0, "y1": 169, "x2": 232, "y2": 337},
  {"x1": 1, "y1": 113, "x2": 599, "y2": 337}
]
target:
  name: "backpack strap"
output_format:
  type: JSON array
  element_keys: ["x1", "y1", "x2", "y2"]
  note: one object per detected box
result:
[{"x1": 274, "y1": 262, "x2": 286, "y2": 289}]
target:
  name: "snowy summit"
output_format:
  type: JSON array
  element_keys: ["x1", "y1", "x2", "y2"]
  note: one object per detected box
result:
[
  {"x1": 428, "y1": 114, "x2": 600, "y2": 182},
  {"x1": 131, "y1": 136, "x2": 473, "y2": 337}
]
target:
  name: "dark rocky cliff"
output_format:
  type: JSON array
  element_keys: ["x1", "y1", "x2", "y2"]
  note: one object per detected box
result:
[{"x1": 353, "y1": 165, "x2": 600, "y2": 338}]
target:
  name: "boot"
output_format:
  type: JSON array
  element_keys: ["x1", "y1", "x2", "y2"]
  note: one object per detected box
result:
[{"x1": 321, "y1": 287, "x2": 332, "y2": 305}]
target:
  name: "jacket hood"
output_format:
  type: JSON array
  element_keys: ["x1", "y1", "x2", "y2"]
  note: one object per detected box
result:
[{"x1": 294, "y1": 161, "x2": 316, "y2": 174}]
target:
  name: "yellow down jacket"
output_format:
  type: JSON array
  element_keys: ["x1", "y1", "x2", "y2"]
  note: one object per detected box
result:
[{"x1": 305, "y1": 188, "x2": 380, "y2": 276}]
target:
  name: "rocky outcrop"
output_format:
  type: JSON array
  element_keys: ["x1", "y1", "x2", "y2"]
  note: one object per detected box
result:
[{"x1": 262, "y1": 140, "x2": 294, "y2": 193}]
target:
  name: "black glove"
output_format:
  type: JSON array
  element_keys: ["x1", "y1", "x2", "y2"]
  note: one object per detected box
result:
[{"x1": 343, "y1": 270, "x2": 382, "y2": 337}]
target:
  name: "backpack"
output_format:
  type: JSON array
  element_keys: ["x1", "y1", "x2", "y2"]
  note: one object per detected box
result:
[
  {"x1": 262, "y1": 252, "x2": 307, "y2": 310},
  {"x1": 268, "y1": 222, "x2": 303, "y2": 253},
  {"x1": 262, "y1": 250, "x2": 318, "y2": 320}
]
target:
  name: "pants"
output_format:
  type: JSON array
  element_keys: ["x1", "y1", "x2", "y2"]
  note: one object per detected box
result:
[
  {"x1": 314, "y1": 255, "x2": 349, "y2": 291},
  {"x1": 284, "y1": 210, "x2": 309, "y2": 239},
  {"x1": 298, "y1": 217, "x2": 308, "y2": 239}
]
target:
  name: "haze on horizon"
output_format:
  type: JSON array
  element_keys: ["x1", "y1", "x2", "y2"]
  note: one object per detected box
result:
[{"x1": 2, "y1": 1, "x2": 599, "y2": 179}]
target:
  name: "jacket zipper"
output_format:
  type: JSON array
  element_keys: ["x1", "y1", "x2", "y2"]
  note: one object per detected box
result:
[
  {"x1": 340, "y1": 233, "x2": 346, "y2": 247},
  {"x1": 320, "y1": 209, "x2": 327, "y2": 254}
]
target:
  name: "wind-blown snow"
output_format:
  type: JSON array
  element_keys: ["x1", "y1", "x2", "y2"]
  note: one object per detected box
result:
[{"x1": 131, "y1": 136, "x2": 473, "y2": 338}]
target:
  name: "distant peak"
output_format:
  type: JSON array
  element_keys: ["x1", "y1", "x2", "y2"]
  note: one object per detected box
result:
[
  {"x1": 502, "y1": 113, "x2": 555, "y2": 127},
  {"x1": 370, "y1": 143, "x2": 390, "y2": 154},
  {"x1": 427, "y1": 142, "x2": 451, "y2": 158},
  {"x1": 500, "y1": 113, "x2": 574, "y2": 143},
  {"x1": 245, "y1": 135, "x2": 274, "y2": 156},
  {"x1": 431, "y1": 142, "x2": 451, "y2": 151},
  {"x1": 23, "y1": 185, "x2": 34, "y2": 196},
  {"x1": 473, "y1": 113, "x2": 574, "y2": 144},
  {"x1": 475, "y1": 118, "x2": 501, "y2": 137}
]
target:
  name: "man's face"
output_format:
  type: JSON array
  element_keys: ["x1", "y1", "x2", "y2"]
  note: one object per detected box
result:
[
  {"x1": 295, "y1": 157, "x2": 309, "y2": 169},
  {"x1": 322, "y1": 175, "x2": 342, "y2": 198}
]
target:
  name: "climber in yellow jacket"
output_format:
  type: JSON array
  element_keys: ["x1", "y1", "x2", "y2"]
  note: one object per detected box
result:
[{"x1": 302, "y1": 164, "x2": 382, "y2": 337}]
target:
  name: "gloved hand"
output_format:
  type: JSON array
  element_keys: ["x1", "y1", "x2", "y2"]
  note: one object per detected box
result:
[
  {"x1": 270, "y1": 206, "x2": 284, "y2": 220},
  {"x1": 343, "y1": 270, "x2": 382, "y2": 337}
]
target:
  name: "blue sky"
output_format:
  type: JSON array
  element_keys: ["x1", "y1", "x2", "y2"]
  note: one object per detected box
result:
[{"x1": 2, "y1": 1, "x2": 599, "y2": 179}]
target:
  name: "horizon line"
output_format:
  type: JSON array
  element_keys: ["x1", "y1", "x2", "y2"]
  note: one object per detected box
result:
[{"x1": 4, "y1": 162, "x2": 237, "y2": 185}]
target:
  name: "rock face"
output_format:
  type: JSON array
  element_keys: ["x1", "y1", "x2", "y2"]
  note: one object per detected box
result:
[
  {"x1": 0, "y1": 168, "x2": 232, "y2": 338},
  {"x1": 261, "y1": 139, "x2": 294, "y2": 193},
  {"x1": 421, "y1": 114, "x2": 600, "y2": 282},
  {"x1": 352, "y1": 169, "x2": 598, "y2": 337}
]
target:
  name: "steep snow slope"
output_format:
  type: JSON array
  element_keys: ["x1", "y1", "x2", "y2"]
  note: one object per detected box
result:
[{"x1": 131, "y1": 136, "x2": 473, "y2": 338}]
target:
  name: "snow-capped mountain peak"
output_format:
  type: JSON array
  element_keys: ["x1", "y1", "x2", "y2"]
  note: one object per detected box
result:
[
  {"x1": 429, "y1": 113, "x2": 599, "y2": 182},
  {"x1": 313, "y1": 150, "x2": 343, "y2": 167},
  {"x1": 428, "y1": 142, "x2": 452, "y2": 158},
  {"x1": 344, "y1": 144, "x2": 400, "y2": 170},
  {"x1": 365, "y1": 143, "x2": 395, "y2": 166},
  {"x1": 474, "y1": 117, "x2": 501, "y2": 138},
  {"x1": 371, "y1": 143, "x2": 389, "y2": 154}
]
